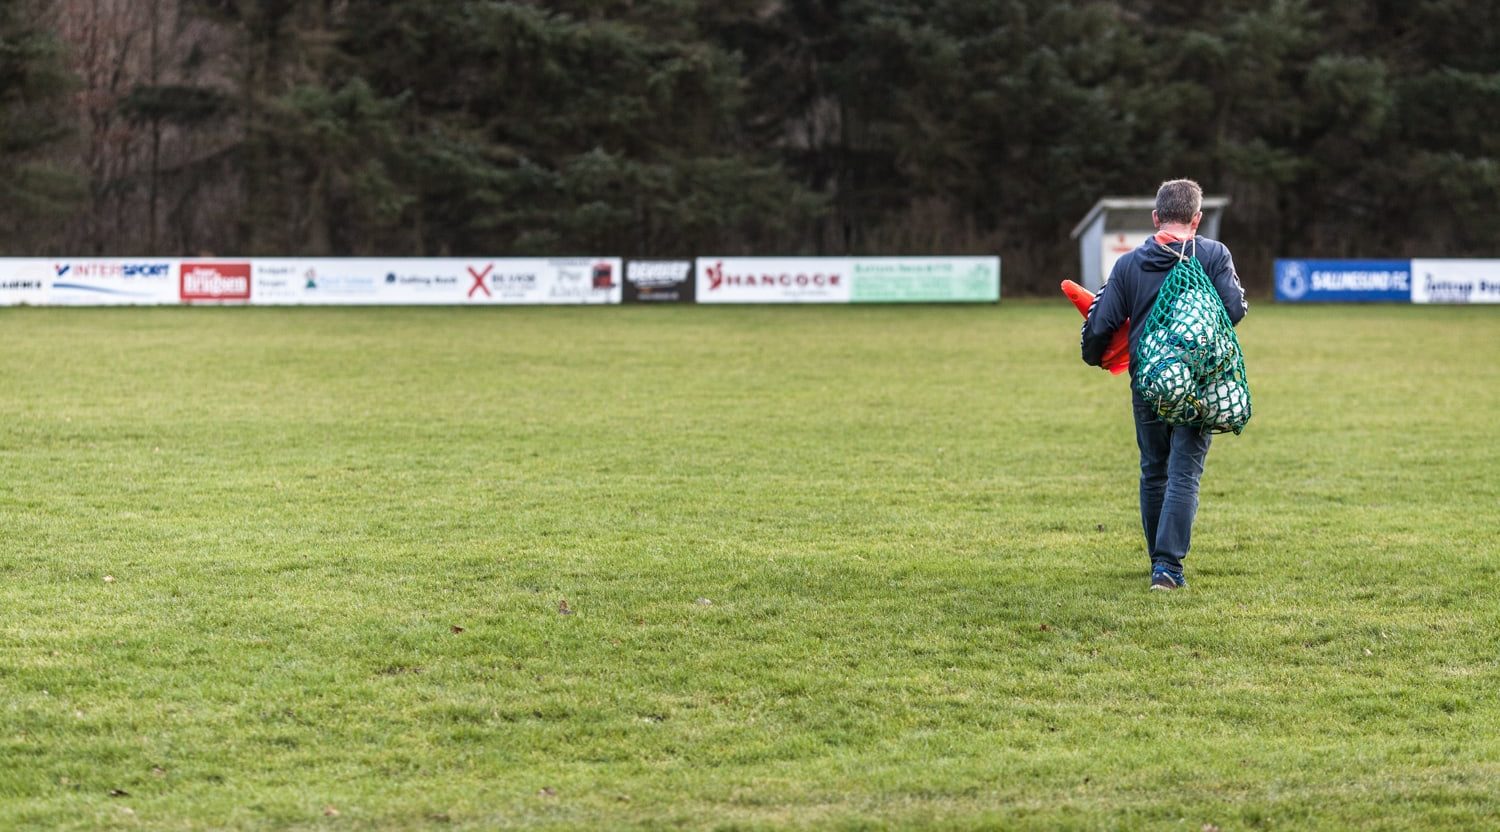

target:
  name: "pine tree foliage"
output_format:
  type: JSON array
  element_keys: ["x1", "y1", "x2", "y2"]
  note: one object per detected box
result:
[
  {"x1": 5, "y1": 0, "x2": 1499, "y2": 291},
  {"x1": 0, "y1": 1, "x2": 80, "y2": 239}
]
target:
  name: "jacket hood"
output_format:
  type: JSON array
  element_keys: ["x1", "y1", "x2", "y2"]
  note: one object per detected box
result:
[{"x1": 1137, "y1": 236, "x2": 1200, "y2": 272}]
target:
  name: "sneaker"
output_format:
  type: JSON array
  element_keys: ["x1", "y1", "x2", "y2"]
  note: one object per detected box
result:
[{"x1": 1150, "y1": 565, "x2": 1187, "y2": 591}]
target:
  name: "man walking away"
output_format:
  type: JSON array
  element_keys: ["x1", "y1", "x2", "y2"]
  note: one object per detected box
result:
[{"x1": 1080, "y1": 179, "x2": 1248, "y2": 591}]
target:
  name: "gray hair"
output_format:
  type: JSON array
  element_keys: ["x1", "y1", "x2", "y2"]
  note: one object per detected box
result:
[{"x1": 1155, "y1": 179, "x2": 1203, "y2": 225}]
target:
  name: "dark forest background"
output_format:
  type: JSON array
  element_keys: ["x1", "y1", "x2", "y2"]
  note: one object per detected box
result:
[{"x1": 3, "y1": 0, "x2": 1498, "y2": 293}]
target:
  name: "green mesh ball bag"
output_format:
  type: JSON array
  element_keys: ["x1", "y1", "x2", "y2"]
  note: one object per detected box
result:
[{"x1": 1133, "y1": 245, "x2": 1252, "y2": 435}]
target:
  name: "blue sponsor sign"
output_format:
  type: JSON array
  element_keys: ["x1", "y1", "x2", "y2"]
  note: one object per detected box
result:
[{"x1": 1275, "y1": 259, "x2": 1411, "y2": 303}]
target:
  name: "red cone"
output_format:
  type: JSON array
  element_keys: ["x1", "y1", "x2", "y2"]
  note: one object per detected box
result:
[{"x1": 1061, "y1": 280, "x2": 1130, "y2": 375}]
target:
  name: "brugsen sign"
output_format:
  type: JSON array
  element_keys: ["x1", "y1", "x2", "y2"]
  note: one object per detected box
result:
[
  {"x1": 1274, "y1": 260, "x2": 1411, "y2": 303},
  {"x1": 181, "y1": 262, "x2": 252, "y2": 303},
  {"x1": 694, "y1": 256, "x2": 999, "y2": 304},
  {"x1": 624, "y1": 260, "x2": 695, "y2": 303}
]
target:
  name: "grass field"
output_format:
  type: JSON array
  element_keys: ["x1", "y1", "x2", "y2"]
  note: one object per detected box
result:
[{"x1": 2, "y1": 302, "x2": 1498, "y2": 831}]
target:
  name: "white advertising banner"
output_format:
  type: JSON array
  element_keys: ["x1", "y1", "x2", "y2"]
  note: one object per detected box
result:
[
  {"x1": 1410, "y1": 259, "x2": 1500, "y2": 304},
  {"x1": 53, "y1": 258, "x2": 179, "y2": 305},
  {"x1": 696, "y1": 257, "x2": 853, "y2": 304},
  {"x1": 0, "y1": 258, "x2": 179, "y2": 305},
  {"x1": 0, "y1": 255, "x2": 1008, "y2": 306},
  {"x1": 695, "y1": 256, "x2": 999, "y2": 304},
  {"x1": 0, "y1": 259, "x2": 52, "y2": 306},
  {"x1": 251, "y1": 258, "x2": 622, "y2": 306},
  {"x1": 464, "y1": 258, "x2": 622, "y2": 305},
  {"x1": 251, "y1": 259, "x2": 383, "y2": 305},
  {"x1": 848, "y1": 257, "x2": 1000, "y2": 302}
]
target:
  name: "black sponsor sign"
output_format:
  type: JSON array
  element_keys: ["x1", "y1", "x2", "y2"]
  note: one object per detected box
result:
[{"x1": 623, "y1": 260, "x2": 695, "y2": 303}]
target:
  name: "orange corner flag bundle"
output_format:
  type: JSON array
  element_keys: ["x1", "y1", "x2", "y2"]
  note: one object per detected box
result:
[{"x1": 1061, "y1": 280, "x2": 1129, "y2": 375}]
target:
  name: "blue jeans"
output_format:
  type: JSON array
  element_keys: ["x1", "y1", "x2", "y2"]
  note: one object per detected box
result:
[{"x1": 1133, "y1": 395, "x2": 1212, "y2": 573}]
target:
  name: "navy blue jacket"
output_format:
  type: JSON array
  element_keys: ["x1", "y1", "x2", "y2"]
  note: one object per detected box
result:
[{"x1": 1081, "y1": 235, "x2": 1248, "y2": 378}]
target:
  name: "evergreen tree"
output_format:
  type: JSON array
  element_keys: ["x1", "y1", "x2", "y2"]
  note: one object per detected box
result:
[
  {"x1": 19, "y1": 0, "x2": 1500, "y2": 284},
  {"x1": 337, "y1": 0, "x2": 821, "y2": 256},
  {"x1": 0, "y1": 1, "x2": 80, "y2": 249}
]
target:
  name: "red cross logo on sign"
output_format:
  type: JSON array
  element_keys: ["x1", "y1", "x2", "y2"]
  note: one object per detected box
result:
[{"x1": 467, "y1": 264, "x2": 493, "y2": 298}]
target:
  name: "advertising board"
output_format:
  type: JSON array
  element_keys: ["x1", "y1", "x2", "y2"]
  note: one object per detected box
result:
[
  {"x1": 252, "y1": 259, "x2": 396, "y2": 304},
  {"x1": 0, "y1": 259, "x2": 51, "y2": 306},
  {"x1": 181, "y1": 262, "x2": 252, "y2": 303},
  {"x1": 48, "y1": 259, "x2": 178, "y2": 305},
  {"x1": 695, "y1": 257, "x2": 999, "y2": 304},
  {"x1": 1410, "y1": 259, "x2": 1500, "y2": 304},
  {"x1": 456, "y1": 258, "x2": 621, "y2": 305},
  {"x1": 1274, "y1": 259, "x2": 1411, "y2": 303},
  {"x1": 624, "y1": 260, "x2": 695, "y2": 303},
  {"x1": 250, "y1": 258, "x2": 623, "y2": 305},
  {"x1": 848, "y1": 257, "x2": 999, "y2": 302},
  {"x1": 695, "y1": 257, "x2": 852, "y2": 304}
]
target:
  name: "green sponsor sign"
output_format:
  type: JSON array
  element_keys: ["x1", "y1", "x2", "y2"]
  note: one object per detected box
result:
[{"x1": 849, "y1": 257, "x2": 1000, "y2": 303}]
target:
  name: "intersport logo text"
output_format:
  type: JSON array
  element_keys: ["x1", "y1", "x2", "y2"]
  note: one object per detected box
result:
[
  {"x1": 56, "y1": 262, "x2": 171, "y2": 278},
  {"x1": 704, "y1": 261, "x2": 842, "y2": 291}
]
